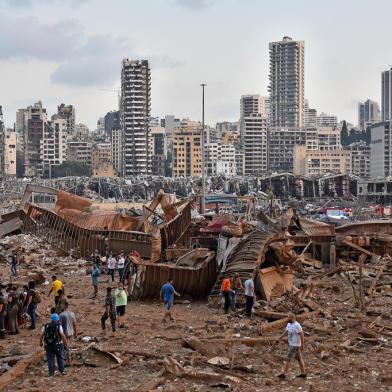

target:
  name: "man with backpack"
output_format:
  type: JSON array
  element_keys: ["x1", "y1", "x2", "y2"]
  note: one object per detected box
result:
[
  {"x1": 25, "y1": 281, "x2": 40, "y2": 329},
  {"x1": 40, "y1": 313, "x2": 68, "y2": 377}
]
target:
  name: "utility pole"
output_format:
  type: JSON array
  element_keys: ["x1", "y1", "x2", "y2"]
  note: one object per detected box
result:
[{"x1": 200, "y1": 83, "x2": 207, "y2": 214}]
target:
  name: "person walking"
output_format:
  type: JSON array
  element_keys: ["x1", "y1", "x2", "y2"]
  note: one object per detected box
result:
[
  {"x1": 231, "y1": 273, "x2": 243, "y2": 310},
  {"x1": 40, "y1": 313, "x2": 68, "y2": 377},
  {"x1": 48, "y1": 275, "x2": 64, "y2": 306},
  {"x1": 275, "y1": 313, "x2": 307, "y2": 379},
  {"x1": 101, "y1": 287, "x2": 116, "y2": 333},
  {"x1": 0, "y1": 286, "x2": 6, "y2": 339},
  {"x1": 244, "y1": 274, "x2": 255, "y2": 318},
  {"x1": 91, "y1": 263, "x2": 101, "y2": 298},
  {"x1": 220, "y1": 277, "x2": 233, "y2": 314},
  {"x1": 55, "y1": 289, "x2": 67, "y2": 314},
  {"x1": 114, "y1": 282, "x2": 127, "y2": 329},
  {"x1": 7, "y1": 290, "x2": 19, "y2": 334},
  {"x1": 160, "y1": 278, "x2": 180, "y2": 323},
  {"x1": 59, "y1": 302, "x2": 77, "y2": 339},
  {"x1": 107, "y1": 253, "x2": 116, "y2": 283},
  {"x1": 25, "y1": 281, "x2": 40, "y2": 330},
  {"x1": 117, "y1": 253, "x2": 125, "y2": 283},
  {"x1": 10, "y1": 250, "x2": 18, "y2": 277},
  {"x1": 91, "y1": 249, "x2": 101, "y2": 265}
]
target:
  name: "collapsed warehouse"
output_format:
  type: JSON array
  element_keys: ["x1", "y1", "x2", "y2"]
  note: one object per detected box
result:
[{"x1": 1, "y1": 184, "x2": 392, "y2": 390}]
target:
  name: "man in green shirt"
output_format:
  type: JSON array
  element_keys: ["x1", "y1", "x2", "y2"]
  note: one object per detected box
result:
[{"x1": 114, "y1": 282, "x2": 127, "y2": 328}]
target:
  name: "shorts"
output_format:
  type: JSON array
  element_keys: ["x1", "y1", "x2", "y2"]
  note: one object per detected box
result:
[
  {"x1": 116, "y1": 305, "x2": 126, "y2": 316},
  {"x1": 164, "y1": 300, "x2": 173, "y2": 310},
  {"x1": 287, "y1": 346, "x2": 301, "y2": 361}
]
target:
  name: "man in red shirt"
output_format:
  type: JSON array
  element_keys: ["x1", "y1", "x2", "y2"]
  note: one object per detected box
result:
[{"x1": 220, "y1": 278, "x2": 233, "y2": 314}]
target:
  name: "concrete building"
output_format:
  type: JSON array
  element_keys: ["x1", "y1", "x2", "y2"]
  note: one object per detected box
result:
[
  {"x1": 66, "y1": 141, "x2": 93, "y2": 165},
  {"x1": 242, "y1": 113, "x2": 268, "y2": 175},
  {"x1": 92, "y1": 143, "x2": 116, "y2": 177},
  {"x1": 345, "y1": 141, "x2": 371, "y2": 179},
  {"x1": 40, "y1": 117, "x2": 67, "y2": 177},
  {"x1": 206, "y1": 143, "x2": 236, "y2": 176},
  {"x1": 161, "y1": 115, "x2": 180, "y2": 137},
  {"x1": 305, "y1": 127, "x2": 341, "y2": 151},
  {"x1": 149, "y1": 125, "x2": 167, "y2": 176},
  {"x1": 104, "y1": 111, "x2": 120, "y2": 139},
  {"x1": 121, "y1": 59, "x2": 151, "y2": 176},
  {"x1": 358, "y1": 99, "x2": 381, "y2": 130},
  {"x1": 293, "y1": 145, "x2": 352, "y2": 177},
  {"x1": 240, "y1": 95, "x2": 268, "y2": 117},
  {"x1": 370, "y1": 121, "x2": 392, "y2": 178},
  {"x1": 317, "y1": 112, "x2": 337, "y2": 128},
  {"x1": 111, "y1": 128, "x2": 122, "y2": 174},
  {"x1": 382, "y1": 67, "x2": 392, "y2": 121},
  {"x1": 304, "y1": 100, "x2": 317, "y2": 128},
  {"x1": 22, "y1": 101, "x2": 48, "y2": 177},
  {"x1": 215, "y1": 122, "x2": 238, "y2": 139},
  {"x1": 172, "y1": 119, "x2": 202, "y2": 177},
  {"x1": 73, "y1": 123, "x2": 90, "y2": 141},
  {"x1": 57, "y1": 103, "x2": 75, "y2": 135},
  {"x1": 235, "y1": 151, "x2": 245, "y2": 176},
  {"x1": 268, "y1": 127, "x2": 307, "y2": 172},
  {"x1": 0, "y1": 107, "x2": 4, "y2": 178},
  {"x1": 4, "y1": 129, "x2": 17, "y2": 176},
  {"x1": 269, "y1": 36, "x2": 305, "y2": 128}
]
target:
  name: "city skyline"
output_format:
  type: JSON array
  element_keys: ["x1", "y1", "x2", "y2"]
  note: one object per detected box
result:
[{"x1": 0, "y1": 0, "x2": 391, "y2": 130}]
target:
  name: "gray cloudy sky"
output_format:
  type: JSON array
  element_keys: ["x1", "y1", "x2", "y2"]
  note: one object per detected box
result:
[{"x1": 0, "y1": 0, "x2": 391, "y2": 130}]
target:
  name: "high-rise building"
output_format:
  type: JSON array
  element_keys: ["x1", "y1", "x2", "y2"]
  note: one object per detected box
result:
[
  {"x1": 358, "y1": 99, "x2": 381, "y2": 130},
  {"x1": 0, "y1": 106, "x2": 4, "y2": 178},
  {"x1": 242, "y1": 114, "x2": 268, "y2": 175},
  {"x1": 4, "y1": 129, "x2": 17, "y2": 177},
  {"x1": 23, "y1": 101, "x2": 47, "y2": 177},
  {"x1": 240, "y1": 95, "x2": 268, "y2": 117},
  {"x1": 345, "y1": 141, "x2": 371, "y2": 179},
  {"x1": 382, "y1": 68, "x2": 392, "y2": 121},
  {"x1": 57, "y1": 103, "x2": 75, "y2": 135},
  {"x1": 92, "y1": 143, "x2": 116, "y2": 177},
  {"x1": 149, "y1": 124, "x2": 166, "y2": 176},
  {"x1": 305, "y1": 127, "x2": 341, "y2": 151},
  {"x1": 111, "y1": 128, "x2": 122, "y2": 174},
  {"x1": 120, "y1": 59, "x2": 151, "y2": 176},
  {"x1": 304, "y1": 100, "x2": 317, "y2": 128},
  {"x1": 269, "y1": 36, "x2": 305, "y2": 128},
  {"x1": 370, "y1": 121, "x2": 392, "y2": 177},
  {"x1": 317, "y1": 112, "x2": 337, "y2": 128},
  {"x1": 172, "y1": 119, "x2": 202, "y2": 177},
  {"x1": 104, "y1": 111, "x2": 120, "y2": 139}
]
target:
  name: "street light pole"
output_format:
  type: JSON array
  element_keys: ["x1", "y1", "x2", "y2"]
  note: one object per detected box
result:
[{"x1": 200, "y1": 83, "x2": 207, "y2": 214}]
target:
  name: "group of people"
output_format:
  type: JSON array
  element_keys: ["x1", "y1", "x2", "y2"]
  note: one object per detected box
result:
[
  {"x1": 90, "y1": 249, "x2": 139, "y2": 299},
  {"x1": 0, "y1": 280, "x2": 41, "y2": 337},
  {"x1": 220, "y1": 273, "x2": 256, "y2": 317},
  {"x1": 101, "y1": 282, "x2": 128, "y2": 333}
]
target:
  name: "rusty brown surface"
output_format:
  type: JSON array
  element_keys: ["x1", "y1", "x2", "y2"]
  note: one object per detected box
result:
[{"x1": 299, "y1": 217, "x2": 335, "y2": 237}]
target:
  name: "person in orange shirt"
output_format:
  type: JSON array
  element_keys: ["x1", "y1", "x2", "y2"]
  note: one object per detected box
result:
[{"x1": 220, "y1": 278, "x2": 233, "y2": 314}]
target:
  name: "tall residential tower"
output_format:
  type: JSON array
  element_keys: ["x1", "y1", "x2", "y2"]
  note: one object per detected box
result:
[
  {"x1": 120, "y1": 59, "x2": 151, "y2": 176},
  {"x1": 382, "y1": 68, "x2": 392, "y2": 121},
  {"x1": 269, "y1": 36, "x2": 305, "y2": 128}
]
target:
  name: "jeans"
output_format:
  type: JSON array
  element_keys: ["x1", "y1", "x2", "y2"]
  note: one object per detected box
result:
[
  {"x1": 223, "y1": 291, "x2": 231, "y2": 313},
  {"x1": 245, "y1": 295, "x2": 254, "y2": 318},
  {"x1": 11, "y1": 264, "x2": 17, "y2": 277},
  {"x1": 46, "y1": 344, "x2": 65, "y2": 376},
  {"x1": 231, "y1": 289, "x2": 238, "y2": 310},
  {"x1": 101, "y1": 311, "x2": 116, "y2": 332},
  {"x1": 27, "y1": 303, "x2": 37, "y2": 329},
  {"x1": 108, "y1": 269, "x2": 115, "y2": 282},
  {"x1": 118, "y1": 268, "x2": 124, "y2": 282}
]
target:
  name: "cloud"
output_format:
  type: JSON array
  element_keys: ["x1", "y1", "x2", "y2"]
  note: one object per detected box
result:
[
  {"x1": 174, "y1": 0, "x2": 214, "y2": 10},
  {"x1": 51, "y1": 34, "x2": 132, "y2": 87},
  {"x1": 5, "y1": 0, "x2": 89, "y2": 7},
  {"x1": 0, "y1": 15, "x2": 81, "y2": 61}
]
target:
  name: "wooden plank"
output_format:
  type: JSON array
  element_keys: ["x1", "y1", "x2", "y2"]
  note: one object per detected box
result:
[{"x1": 342, "y1": 240, "x2": 374, "y2": 257}]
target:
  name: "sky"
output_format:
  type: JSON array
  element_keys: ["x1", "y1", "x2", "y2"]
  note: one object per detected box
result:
[{"x1": 0, "y1": 0, "x2": 391, "y2": 131}]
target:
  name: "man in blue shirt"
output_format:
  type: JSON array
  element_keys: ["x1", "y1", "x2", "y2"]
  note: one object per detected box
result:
[{"x1": 160, "y1": 278, "x2": 180, "y2": 323}]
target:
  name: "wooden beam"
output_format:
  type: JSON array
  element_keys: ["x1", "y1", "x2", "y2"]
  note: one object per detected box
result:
[{"x1": 342, "y1": 240, "x2": 374, "y2": 257}]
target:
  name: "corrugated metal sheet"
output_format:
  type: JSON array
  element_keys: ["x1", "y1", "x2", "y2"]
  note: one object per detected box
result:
[{"x1": 299, "y1": 218, "x2": 335, "y2": 237}]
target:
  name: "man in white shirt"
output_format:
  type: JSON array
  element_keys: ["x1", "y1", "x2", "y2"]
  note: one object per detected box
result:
[
  {"x1": 117, "y1": 253, "x2": 125, "y2": 283},
  {"x1": 275, "y1": 313, "x2": 306, "y2": 379},
  {"x1": 244, "y1": 274, "x2": 255, "y2": 318},
  {"x1": 107, "y1": 253, "x2": 116, "y2": 282}
]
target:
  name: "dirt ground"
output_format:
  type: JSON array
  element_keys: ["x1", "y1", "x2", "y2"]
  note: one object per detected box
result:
[{"x1": 1, "y1": 236, "x2": 392, "y2": 391}]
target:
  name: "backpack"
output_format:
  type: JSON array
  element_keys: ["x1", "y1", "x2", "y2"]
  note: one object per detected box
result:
[
  {"x1": 31, "y1": 290, "x2": 41, "y2": 304},
  {"x1": 44, "y1": 322, "x2": 61, "y2": 347}
]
